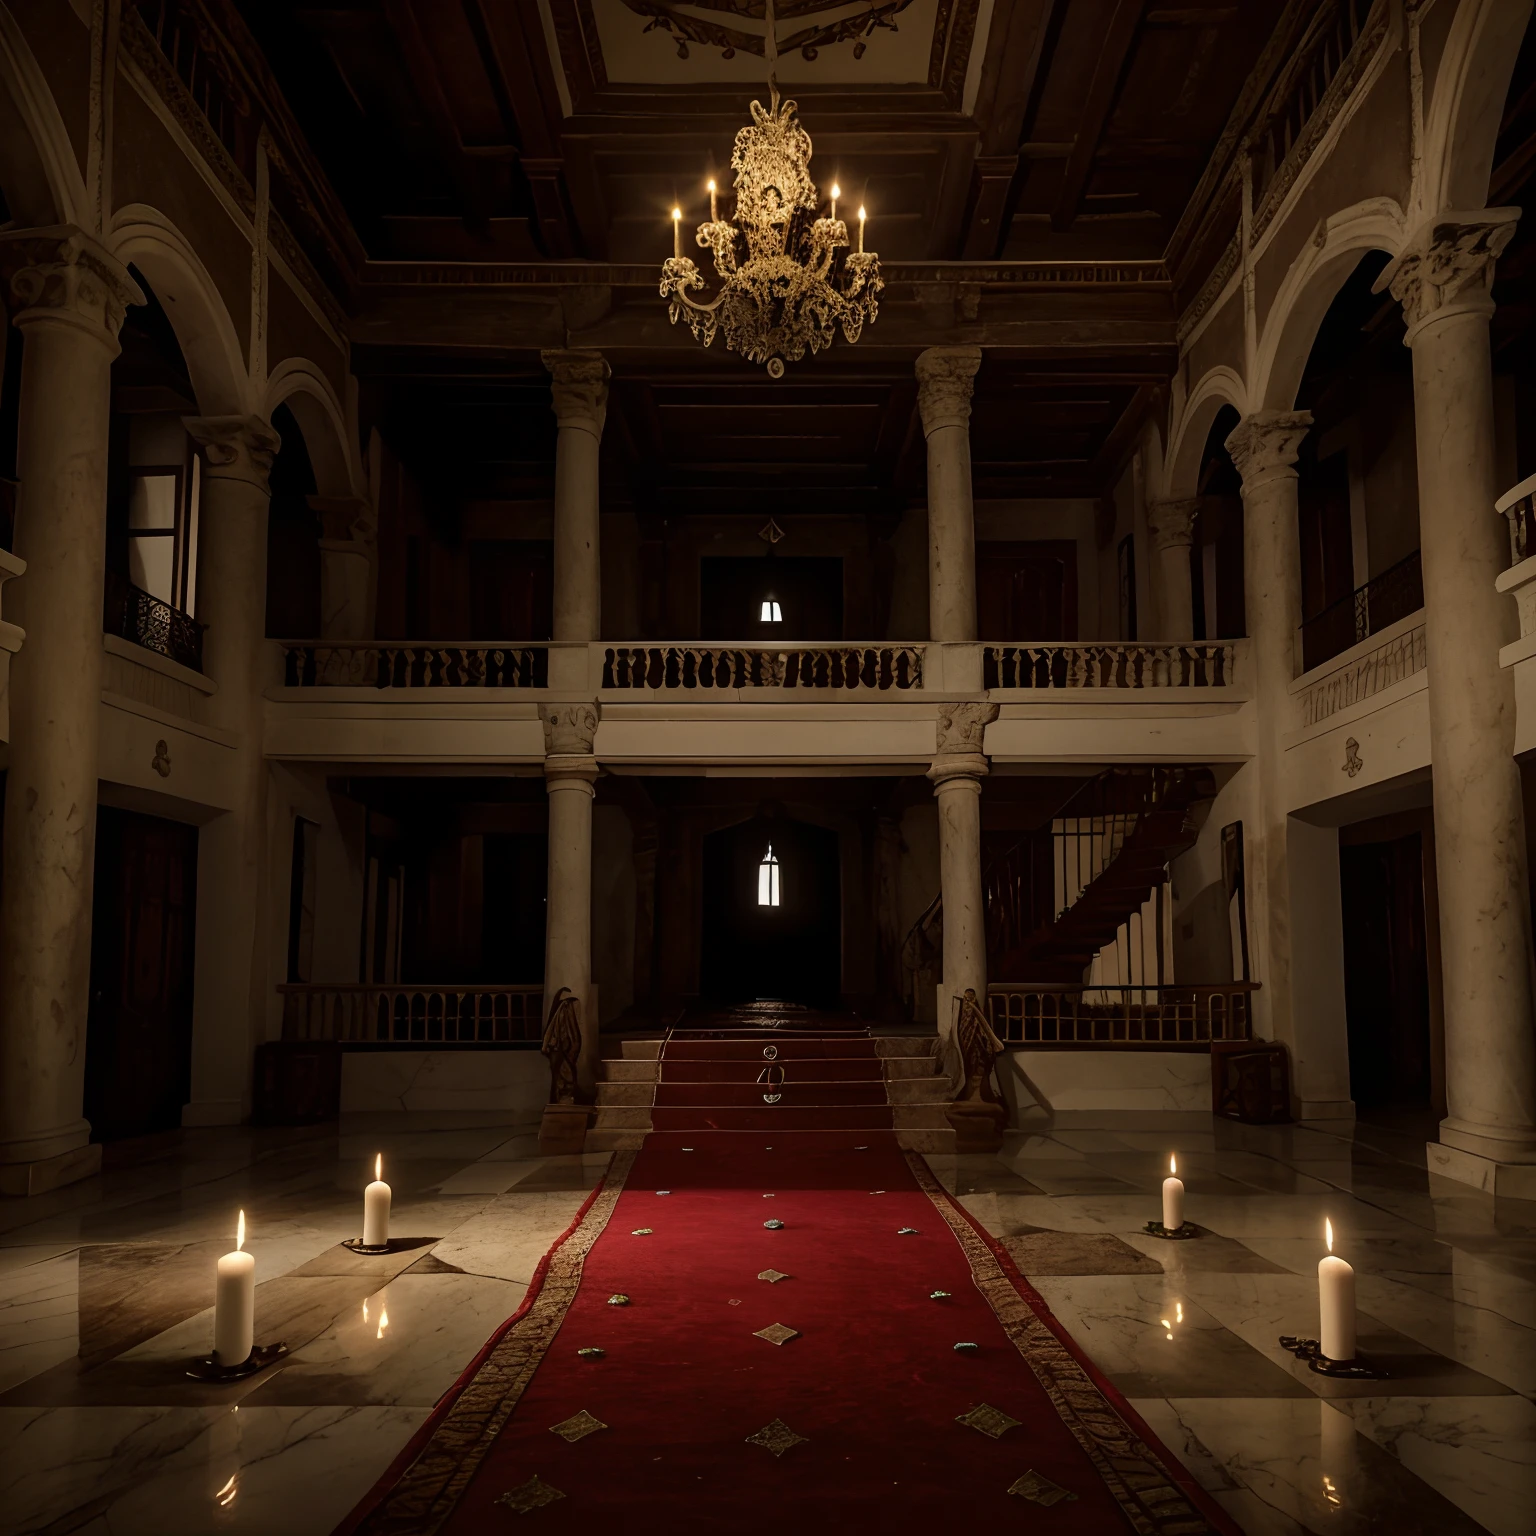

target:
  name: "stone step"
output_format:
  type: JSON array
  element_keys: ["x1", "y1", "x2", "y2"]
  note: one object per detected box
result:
[
  {"x1": 883, "y1": 1057, "x2": 943, "y2": 1080},
  {"x1": 607, "y1": 1039, "x2": 663, "y2": 1060},
  {"x1": 886, "y1": 1076, "x2": 950, "y2": 1105},
  {"x1": 596, "y1": 1082, "x2": 656, "y2": 1107},
  {"x1": 591, "y1": 1105, "x2": 653, "y2": 1131},
  {"x1": 875, "y1": 1037, "x2": 942, "y2": 1059},
  {"x1": 893, "y1": 1104, "x2": 952, "y2": 1130},
  {"x1": 600, "y1": 1059, "x2": 659, "y2": 1083}
]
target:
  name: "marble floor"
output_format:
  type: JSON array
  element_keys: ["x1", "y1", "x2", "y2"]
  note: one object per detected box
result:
[{"x1": 0, "y1": 1109, "x2": 1531, "y2": 1534}]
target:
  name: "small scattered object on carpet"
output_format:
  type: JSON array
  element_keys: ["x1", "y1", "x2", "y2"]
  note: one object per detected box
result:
[
  {"x1": 855, "y1": 1145, "x2": 868, "y2": 1150},
  {"x1": 956, "y1": 1404, "x2": 1022, "y2": 1439},
  {"x1": 746, "y1": 1419, "x2": 809, "y2": 1457},
  {"x1": 897, "y1": 1227, "x2": 919, "y2": 1235},
  {"x1": 953, "y1": 1342, "x2": 980, "y2": 1353},
  {"x1": 728, "y1": 1298, "x2": 742, "y2": 1305},
  {"x1": 549, "y1": 1410, "x2": 608, "y2": 1443},
  {"x1": 765, "y1": 1146, "x2": 773, "y2": 1150},
  {"x1": 607, "y1": 1294, "x2": 630, "y2": 1306},
  {"x1": 930, "y1": 1289, "x2": 952, "y2": 1299},
  {"x1": 753, "y1": 1323, "x2": 801, "y2": 1346},
  {"x1": 576, "y1": 1347, "x2": 605, "y2": 1358},
  {"x1": 656, "y1": 1190, "x2": 671, "y2": 1196},
  {"x1": 758, "y1": 1268, "x2": 790, "y2": 1283},
  {"x1": 495, "y1": 1476, "x2": 565, "y2": 1515},
  {"x1": 1008, "y1": 1470, "x2": 1078, "y2": 1506},
  {"x1": 764, "y1": 1219, "x2": 785, "y2": 1230},
  {"x1": 763, "y1": 1193, "x2": 775, "y2": 1198},
  {"x1": 631, "y1": 1228, "x2": 654, "y2": 1236},
  {"x1": 870, "y1": 1190, "x2": 885, "y2": 1194},
  {"x1": 682, "y1": 1147, "x2": 694, "y2": 1152}
]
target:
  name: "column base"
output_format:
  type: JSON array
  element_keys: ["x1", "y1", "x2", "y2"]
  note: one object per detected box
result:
[
  {"x1": 0, "y1": 1141, "x2": 101, "y2": 1197},
  {"x1": 182, "y1": 1099, "x2": 244, "y2": 1128},
  {"x1": 1437, "y1": 1117, "x2": 1536, "y2": 1163},
  {"x1": 1426, "y1": 1140, "x2": 1536, "y2": 1198}
]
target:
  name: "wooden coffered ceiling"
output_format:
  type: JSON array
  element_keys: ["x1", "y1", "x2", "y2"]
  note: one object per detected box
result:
[{"x1": 231, "y1": 0, "x2": 1298, "y2": 503}]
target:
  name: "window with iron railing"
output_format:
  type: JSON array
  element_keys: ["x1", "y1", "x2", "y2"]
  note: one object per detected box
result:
[{"x1": 1299, "y1": 549, "x2": 1423, "y2": 673}]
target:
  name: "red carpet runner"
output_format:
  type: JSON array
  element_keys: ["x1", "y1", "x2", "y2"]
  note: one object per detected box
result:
[{"x1": 340, "y1": 1025, "x2": 1240, "y2": 1535}]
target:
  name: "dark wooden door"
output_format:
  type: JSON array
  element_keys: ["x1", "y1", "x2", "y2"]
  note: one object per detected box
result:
[
  {"x1": 976, "y1": 541, "x2": 1078, "y2": 640},
  {"x1": 1340, "y1": 833, "x2": 1432, "y2": 1109},
  {"x1": 85, "y1": 808, "x2": 198, "y2": 1141}
]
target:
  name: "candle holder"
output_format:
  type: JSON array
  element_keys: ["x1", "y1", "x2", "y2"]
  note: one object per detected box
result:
[
  {"x1": 342, "y1": 1237, "x2": 392, "y2": 1256},
  {"x1": 1278, "y1": 1335, "x2": 1388, "y2": 1379},
  {"x1": 1143, "y1": 1220, "x2": 1200, "y2": 1240},
  {"x1": 185, "y1": 1341, "x2": 289, "y2": 1382}
]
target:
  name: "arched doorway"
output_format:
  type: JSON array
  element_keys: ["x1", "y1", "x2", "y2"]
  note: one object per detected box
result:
[{"x1": 700, "y1": 813, "x2": 841, "y2": 1005}]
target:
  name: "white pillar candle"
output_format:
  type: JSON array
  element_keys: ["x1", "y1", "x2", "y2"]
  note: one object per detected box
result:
[
  {"x1": 1162, "y1": 1154, "x2": 1184, "y2": 1231},
  {"x1": 213, "y1": 1209, "x2": 254, "y2": 1366},
  {"x1": 363, "y1": 1153, "x2": 392, "y2": 1248},
  {"x1": 708, "y1": 179, "x2": 718, "y2": 222},
  {"x1": 830, "y1": 182, "x2": 840, "y2": 222},
  {"x1": 858, "y1": 206, "x2": 866, "y2": 253},
  {"x1": 1319, "y1": 1218, "x2": 1356, "y2": 1361},
  {"x1": 672, "y1": 207, "x2": 681, "y2": 259}
]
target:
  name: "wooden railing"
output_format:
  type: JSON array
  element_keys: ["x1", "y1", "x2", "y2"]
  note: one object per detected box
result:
[
  {"x1": 1300, "y1": 550, "x2": 1422, "y2": 673},
  {"x1": 984, "y1": 643, "x2": 1236, "y2": 689},
  {"x1": 279, "y1": 984, "x2": 543, "y2": 1045},
  {"x1": 283, "y1": 644, "x2": 548, "y2": 688},
  {"x1": 603, "y1": 644, "x2": 924, "y2": 690},
  {"x1": 104, "y1": 572, "x2": 205, "y2": 671},
  {"x1": 987, "y1": 984, "x2": 1257, "y2": 1048}
]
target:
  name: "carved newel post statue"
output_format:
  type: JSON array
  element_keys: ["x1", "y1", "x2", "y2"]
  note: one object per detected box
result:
[{"x1": 948, "y1": 988, "x2": 1008, "y2": 1152}]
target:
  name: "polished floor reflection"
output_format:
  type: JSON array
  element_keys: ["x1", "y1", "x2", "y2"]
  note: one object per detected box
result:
[{"x1": 0, "y1": 1110, "x2": 1530, "y2": 1533}]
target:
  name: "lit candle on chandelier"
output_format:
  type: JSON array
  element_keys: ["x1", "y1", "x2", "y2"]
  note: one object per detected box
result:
[
  {"x1": 671, "y1": 206, "x2": 682, "y2": 259},
  {"x1": 364, "y1": 1153, "x2": 392, "y2": 1248},
  {"x1": 1162, "y1": 1154, "x2": 1184, "y2": 1232},
  {"x1": 858, "y1": 205, "x2": 867, "y2": 252},
  {"x1": 1318, "y1": 1218, "x2": 1356, "y2": 1362},
  {"x1": 708, "y1": 179, "x2": 718, "y2": 222},
  {"x1": 213, "y1": 1209, "x2": 255, "y2": 1366},
  {"x1": 830, "y1": 182, "x2": 840, "y2": 221}
]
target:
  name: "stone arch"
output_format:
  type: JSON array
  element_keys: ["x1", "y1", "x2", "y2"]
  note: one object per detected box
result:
[
  {"x1": 1164, "y1": 366, "x2": 1247, "y2": 498},
  {"x1": 264, "y1": 359, "x2": 358, "y2": 499},
  {"x1": 1422, "y1": 0, "x2": 1534, "y2": 214},
  {"x1": 107, "y1": 206, "x2": 248, "y2": 416},
  {"x1": 1253, "y1": 197, "x2": 1407, "y2": 413},
  {"x1": 0, "y1": 9, "x2": 85, "y2": 227}
]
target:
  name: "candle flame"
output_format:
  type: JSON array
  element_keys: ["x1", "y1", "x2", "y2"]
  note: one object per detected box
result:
[
  {"x1": 216, "y1": 1473, "x2": 238, "y2": 1509},
  {"x1": 362, "y1": 1300, "x2": 369, "y2": 1323},
  {"x1": 236, "y1": 1209, "x2": 245, "y2": 1251},
  {"x1": 377, "y1": 1305, "x2": 389, "y2": 1341},
  {"x1": 831, "y1": 183, "x2": 841, "y2": 199},
  {"x1": 671, "y1": 207, "x2": 681, "y2": 221},
  {"x1": 1176, "y1": 1302, "x2": 1183, "y2": 1323},
  {"x1": 1325, "y1": 1217, "x2": 1334, "y2": 1253},
  {"x1": 375, "y1": 1153, "x2": 382, "y2": 1182},
  {"x1": 1169, "y1": 1154, "x2": 1177, "y2": 1175},
  {"x1": 707, "y1": 179, "x2": 716, "y2": 193},
  {"x1": 858, "y1": 206, "x2": 867, "y2": 220}
]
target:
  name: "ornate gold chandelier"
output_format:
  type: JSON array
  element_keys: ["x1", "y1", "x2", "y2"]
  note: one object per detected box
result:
[{"x1": 658, "y1": 2, "x2": 882, "y2": 378}]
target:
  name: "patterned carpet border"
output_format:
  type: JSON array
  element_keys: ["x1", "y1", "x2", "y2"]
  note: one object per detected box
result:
[
  {"x1": 904, "y1": 1151, "x2": 1242, "y2": 1536},
  {"x1": 335, "y1": 1150, "x2": 638, "y2": 1536}
]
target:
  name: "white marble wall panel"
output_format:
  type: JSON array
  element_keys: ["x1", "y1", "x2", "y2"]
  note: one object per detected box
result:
[
  {"x1": 1004, "y1": 1051, "x2": 1213, "y2": 1112},
  {"x1": 339, "y1": 1050, "x2": 549, "y2": 1116}
]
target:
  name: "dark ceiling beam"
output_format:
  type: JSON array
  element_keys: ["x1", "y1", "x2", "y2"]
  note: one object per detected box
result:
[
  {"x1": 1051, "y1": 0, "x2": 1148, "y2": 232},
  {"x1": 380, "y1": 0, "x2": 496, "y2": 228}
]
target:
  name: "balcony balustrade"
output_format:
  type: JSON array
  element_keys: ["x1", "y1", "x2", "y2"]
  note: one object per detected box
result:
[
  {"x1": 987, "y1": 983, "x2": 1257, "y2": 1048},
  {"x1": 984, "y1": 642, "x2": 1237, "y2": 689},
  {"x1": 278, "y1": 983, "x2": 543, "y2": 1046},
  {"x1": 104, "y1": 571, "x2": 205, "y2": 672},
  {"x1": 283, "y1": 644, "x2": 547, "y2": 688},
  {"x1": 602, "y1": 644, "x2": 924, "y2": 691},
  {"x1": 1299, "y1": 550, "x2": 1423, "y2": 674}
]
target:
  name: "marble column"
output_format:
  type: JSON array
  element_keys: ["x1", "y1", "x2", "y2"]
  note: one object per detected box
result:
[
  {"x1": 183, "y1": 416, "x2": 282, "y2": 1126},
  {"x1": 916, "y1": 347, "x2": 982, "y2": 643},
  {"x1": 929, "y1": 703, "x2": 998, "y2": 1052},
  {"x1": 1147, "y1": 497, "x2": 1198, "y2": 640},
  {"x1": 1384, "y1": 212, "x2": 1536, "y2": 1179},
  {"x1": 541, "y1": 704, "x2": 600, "y2": 1095},
  {"x1": 542, "y1": 350, "x2": 610, "y2": 643},
  {"x1": 0, "y1": 228, "x2": 141, "y2": 1195},
  {"x1": 1227, "y1": 411, "x2": 1352, "y2": 1117}
]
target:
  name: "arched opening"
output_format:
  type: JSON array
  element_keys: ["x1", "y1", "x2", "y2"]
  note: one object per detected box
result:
[
  {"x1": 1188, "y1": 403, "x2": 1245, "y2": 642},
  {"x1": 265, "y1": 401, "x2": 322, "y2": 638},
  {"x1": 700, "y1": 811, "x2": 841, "y2": 1005}
]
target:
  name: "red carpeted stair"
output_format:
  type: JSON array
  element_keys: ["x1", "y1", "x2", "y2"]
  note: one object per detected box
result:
[{"x1": 340, "y1": 1018, "x2": 1240, "y2": 1536}]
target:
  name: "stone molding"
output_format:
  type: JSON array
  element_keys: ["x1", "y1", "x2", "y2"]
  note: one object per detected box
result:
[
  {"x1": 310, "y1": 494, "x2": 377, "y2": 546},
  {"x1": 1146, "y1": 498, "x2": 1200, "y2": 553},
  {"x1": 1380, "y1": 211, "x2": 1520, "y2": 337},
  {"x1": 934, "y1": 700, "x2": 998, "y2": 756},
  {"x1": 184, "y1": 415, "x2": 282, "y2": 488},
  {"x1": 1225, "y1": 410, "x2": 1312, "y2": 489},
  {"x1": 540, "y1": 702, "x2": 600, "y2": 756},
  {"x1": 542, "y1": 349, "x2": 610, "y2": 436},
  {"x1": 915, "y1": 346, "x2": 982, "y2": 436},
  {"x1": 0, "y1": 226, "x2": 143, "y2": 350}
]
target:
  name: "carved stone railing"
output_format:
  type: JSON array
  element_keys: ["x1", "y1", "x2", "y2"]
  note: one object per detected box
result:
[
  {"x1": 1497, "y1": 471, "x2": 1536, "y2": 568},
  {"x1": 1299, "y1": 550, "x2": 1422, "y2": 673},
  {"x1": 279, "y1": 984, "x2": 543, "y2": 1046},
  {"x1": 603, "y1": 644, "x2": 924, "y2": 690},
  {"x1": 987, "y1": 984, "x2": 1258, "y2": 1049},
  {"x1": 104, "y1": 572, "x2": 205, "y2": 672},
  {"x1": 984, "y1": 642, "x2": 1237, "y2": 689},
  {"x1": 283, "y1": 644, "x2": 548, "y2": 688},
  {"x1": 1296, "y1": 620, "x2": 1426, "y2": 728}
]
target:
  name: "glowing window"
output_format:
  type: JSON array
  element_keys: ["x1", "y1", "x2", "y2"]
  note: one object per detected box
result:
[
  {"x1": 760, "y1": 599, "x2": 783, "y2": 623},
  {"x1": 758, "y1": 845, "x2": 780, "y2": 907}
]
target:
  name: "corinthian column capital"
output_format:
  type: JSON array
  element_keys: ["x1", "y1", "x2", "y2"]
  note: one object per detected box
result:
[
  {"x1": 0, "y1": 225, "x2": 143, "y2": 352},
  {"x1": 915, "y1": 346, "x2": 982, "y2": 436},
  {"x1": 1225, "y1": 411, "x2": 1312, "y2": 490},
  {"x1": 542, "y1": 349, "x2": 610, "y2": 437},
  {"x1": 1378, "y1": 210, "x2": 1519, "y2": 337},
  {"x1": 184, "y1": 415, "x2": 282, "y2": 489},
  {"x1": 1146, "y1": 497, "x2": 1200, "y2": 553}
]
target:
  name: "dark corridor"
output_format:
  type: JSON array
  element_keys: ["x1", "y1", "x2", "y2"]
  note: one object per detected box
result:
[{"x1": 700, "y1": 816, "x2": 841, "y2": 1006}]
